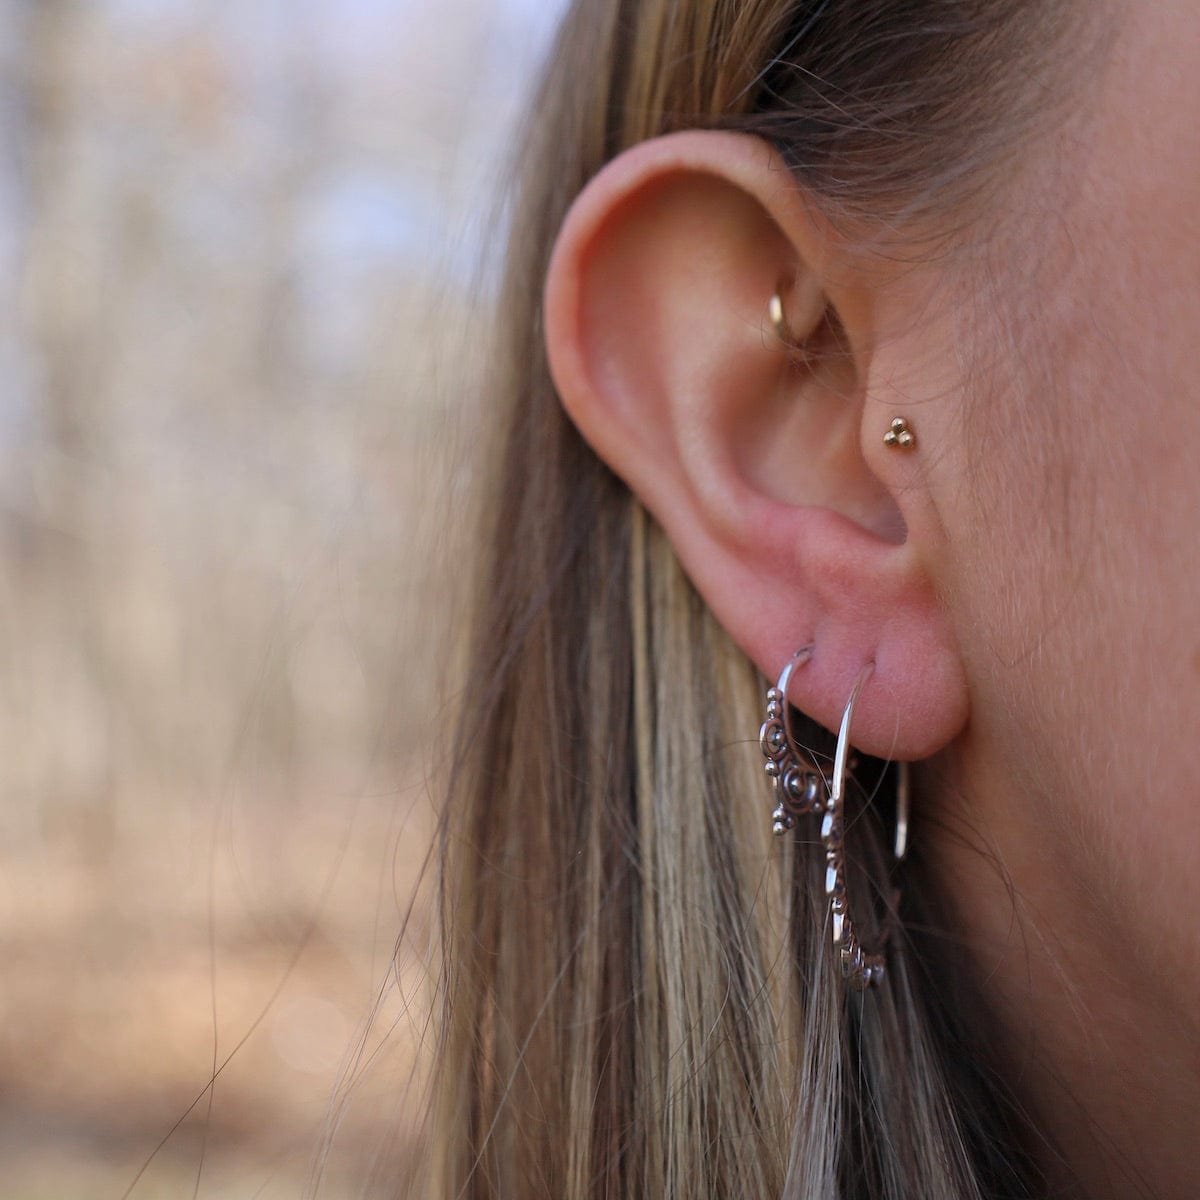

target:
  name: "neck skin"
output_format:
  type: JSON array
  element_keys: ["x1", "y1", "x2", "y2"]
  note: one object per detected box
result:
[{"x1": 921, "y1": 731, "x2": 1200, "y2": 1200}]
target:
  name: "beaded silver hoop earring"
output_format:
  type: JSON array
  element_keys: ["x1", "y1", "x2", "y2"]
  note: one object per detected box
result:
[{"x1": 759, "y1": 649, "x2": 907, "y2": 990}]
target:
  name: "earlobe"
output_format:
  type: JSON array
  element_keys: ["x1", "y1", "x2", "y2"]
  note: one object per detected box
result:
[{"x1": 543, "y1": 130, "x2": 969, "y2": 759}]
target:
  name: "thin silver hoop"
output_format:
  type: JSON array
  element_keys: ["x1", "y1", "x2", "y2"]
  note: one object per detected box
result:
[
  {"x1": 821, "y1": 664, "x2": 888, "y2": 989},
  {"x1": 759, "y1": 652, "x2": 904, "y2": 990}
]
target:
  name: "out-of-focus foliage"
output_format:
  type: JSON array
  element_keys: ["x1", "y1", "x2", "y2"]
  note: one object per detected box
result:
[{"x1": 0, "y1": 1, "x2": 561, "y2": 1194}]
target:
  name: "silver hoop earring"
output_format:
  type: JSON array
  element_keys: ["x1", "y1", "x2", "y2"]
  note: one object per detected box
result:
[
  {"x1": 759, "y1": 651, "x2": 905, "y2": 990},
  {"x1": 759, "y1": 647, "x2": 824, "y2": 834}
]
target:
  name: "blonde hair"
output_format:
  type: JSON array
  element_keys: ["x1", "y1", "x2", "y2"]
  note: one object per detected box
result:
[{"x1": 425, "y1": 1, "x2": 1081, "y2": 1195}]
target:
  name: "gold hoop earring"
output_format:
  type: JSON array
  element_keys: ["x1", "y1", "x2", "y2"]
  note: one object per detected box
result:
[
  {"x1": 768, "y1": 290, "x2": 796, "y2": 346},
  {"x1": 768, "y1": 287, "x2": 816, "y2": 361},
  {"x1": 759, "y1": 652, "x2": 903, "y2": 990}
]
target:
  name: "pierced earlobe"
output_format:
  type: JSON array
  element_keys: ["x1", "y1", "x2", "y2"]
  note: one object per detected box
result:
[{"x1": 759, "y1": 646, "x2": 906, "y2": 991}]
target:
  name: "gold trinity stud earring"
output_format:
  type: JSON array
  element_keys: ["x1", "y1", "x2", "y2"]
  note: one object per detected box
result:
[{"x1": 883, "y1": 416, "x2": 916, "y2": 449}]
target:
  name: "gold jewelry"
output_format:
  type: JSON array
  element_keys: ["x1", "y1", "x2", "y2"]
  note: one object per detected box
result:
[
  {"x1": 768, "y1": 287, "x2": 816, "y2": 360},
  {"x1": 768, "y1": 290, "x2": 796, "y2": 346},
  {"x1": 883, "y1": 416, "x2": 915, "y2": 449}
]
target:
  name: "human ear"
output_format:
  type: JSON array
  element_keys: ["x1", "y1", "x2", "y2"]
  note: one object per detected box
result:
[{"x1": 543, "y1": 131, "x2": 967, "y2": 759}]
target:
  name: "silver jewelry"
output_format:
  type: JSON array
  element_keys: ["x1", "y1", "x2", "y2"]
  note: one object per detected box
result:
[
  {"x1": 759, "y1": 650, "x2": 906, "y2": 990},
  {"x1": 759, "y1": 647, "x2": 825, "y2": 835}
]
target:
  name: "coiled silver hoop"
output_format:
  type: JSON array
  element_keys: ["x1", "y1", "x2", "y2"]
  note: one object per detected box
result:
[
  {"x1": 759, "y1": 648, "x2": 826, "y2": 834},
  {"x1": 759, "y1": 649, "x2": 906, "y2": 990}
]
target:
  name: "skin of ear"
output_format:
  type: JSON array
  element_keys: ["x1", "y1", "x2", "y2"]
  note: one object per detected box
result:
[{"x1": 543, "y1": 130, "x2": 970, "y2": 760}]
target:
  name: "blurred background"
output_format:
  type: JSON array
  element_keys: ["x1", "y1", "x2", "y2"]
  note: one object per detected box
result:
[{"x1": 0, "y1": 1, "x2": 563, "y2": 1194}]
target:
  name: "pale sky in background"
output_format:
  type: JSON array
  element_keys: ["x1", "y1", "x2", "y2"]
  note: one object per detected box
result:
[
  {"x1": 0, "y1": 7, "x2": 573, "y2": 1189},
  {"x1": 1, "y1": 0, "x2": 568, "y2": 431},
  {"x1": 96, "y1": 0, "x2": 568, "y2": 268}
]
